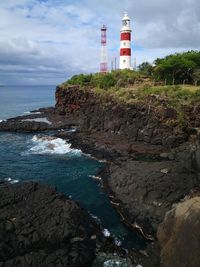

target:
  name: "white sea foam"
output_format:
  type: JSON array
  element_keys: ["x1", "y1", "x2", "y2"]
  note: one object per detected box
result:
[
  {"x1": 4, "y1": 178, "x2": 19, "y2": 184},
  {"x1": 67, "y1": 127, "x2": 77, "y2": 133},
  {"x1": 103, "y1": 260, "x2": 126, "y2": 267},
  {"x1": 4, "y1": 177, "x2": 12, "y2": 182},
  {"x1": 103, "y1": 259, "x2": 135, "y2": 267},
  {"x1": 28, "y1": 135, "x2": 82, "y2": 155},
  {"x1": 103, "y1": 260, "x2": 121, "y2": 267},
  {"x1": 10, "y1": 179, "x2": 19, "y2": 184},
  {"x1": 22, "y1": 117, "x2": 52, "y2": 125},
  {"x1": 58, "y1": 127, "x2": 77, "y2": 133},
  {"x1": 24, "y1": 111, "x2": 41, "y2": 115},
  {"x1": 88, "y1": 175, "x2": 102, "y2": 181},
  {"x1": 102, "y1": 228, "x2": 111, "y2": 237},
  {"x1": 114, "y1": 238, "x2": 122, "y2": 247},
  {"x1": 89, "y1": 213, "x2": 101, "y2": 224},
  {"x1": 98, "y1": 159, "x2": 107, "y2": 163}
]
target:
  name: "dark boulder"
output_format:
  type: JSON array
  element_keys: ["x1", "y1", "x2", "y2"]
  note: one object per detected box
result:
[
  {"x1": 157, "y1": 197, "x2": 200, "y2": 267},
  {"x1": 0, "y1": 182, "x2": 102, "y2": 267}
]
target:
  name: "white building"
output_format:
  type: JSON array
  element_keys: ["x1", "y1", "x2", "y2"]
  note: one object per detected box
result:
[{"x1": 119, "y1": 12, "x2": 132, "y2": 70}]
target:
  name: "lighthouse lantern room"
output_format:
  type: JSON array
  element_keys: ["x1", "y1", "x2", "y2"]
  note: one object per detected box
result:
[{"x1": 119, "y1": 12, "x2": 132, "y2": 70}]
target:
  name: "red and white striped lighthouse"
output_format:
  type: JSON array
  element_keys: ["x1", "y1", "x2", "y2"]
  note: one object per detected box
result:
[{"x1": 119, "y1": 12, "x2": 132, "y2": 70}]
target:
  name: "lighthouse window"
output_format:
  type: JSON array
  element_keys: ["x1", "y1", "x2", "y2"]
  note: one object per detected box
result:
[
  {"x1": 123, "y1": 60, "x2": 126, "y2": 63},
  {"x1": 124, "y1": 42, "x2": 126, "y2": 46}
]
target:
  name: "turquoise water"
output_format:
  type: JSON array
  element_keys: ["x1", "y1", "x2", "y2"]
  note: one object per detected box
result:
[{"x1": 0, "y1": 85, "x2": 145, "y2": 251}]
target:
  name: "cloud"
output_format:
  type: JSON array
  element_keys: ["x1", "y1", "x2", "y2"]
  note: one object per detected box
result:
[{"x1": 0, "y1": 0, "x2": 199, "y2": 84}]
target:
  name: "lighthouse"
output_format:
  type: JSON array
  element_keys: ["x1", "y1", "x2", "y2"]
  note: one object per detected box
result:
[{"x1": 119, "y1": 12, "x2": 132, "y2": 70}]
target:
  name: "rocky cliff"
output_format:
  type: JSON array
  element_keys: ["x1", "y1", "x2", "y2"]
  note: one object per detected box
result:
[
  {"x1": 55, "y1": 84, "x2": 200, "y2": 267},
  {"x1": 55, "y1": 85, "x2": 200, "y2": 148},
  {"x1": 55, "y1": 84, "x2": 200, "y2": 228}
]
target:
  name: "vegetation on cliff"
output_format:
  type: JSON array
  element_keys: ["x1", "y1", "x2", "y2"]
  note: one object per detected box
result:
[
  {"x1": 64, "y1": 51, "x2": 200, "y2": 89},
  {"x1": 138, "y1": 50, "x2": 200, "y2": 84},
  {"x1": 64, "y1": 69, "x2": 140, "y2": 89},
  {"x1": 152, "y1": 50, "x2": 200, "y2": 84},
  {"x1": 60, "y1": 51, "x2": 200, "y2": 128},
  {"x1": 62, "y1": 69, "x2": 200, "y2": 106},
  {"x1": 61, "y1": 79, "x2": 200, "y2": 129}
]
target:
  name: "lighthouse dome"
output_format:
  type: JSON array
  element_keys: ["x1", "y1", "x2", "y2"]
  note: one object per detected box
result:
[
  {"x1": 121, "y1": 12, "x2": 131, "y2": 32},
  {"x1": 122, "y1": 12, "x2": 130, "y2": 21}
]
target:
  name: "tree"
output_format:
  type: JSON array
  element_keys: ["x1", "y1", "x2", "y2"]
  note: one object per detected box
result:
[
  {"x1": 192, "y1": 69, "x2": 200, "y2": 85},
  {"x1": 153, "y1": 51, "x2": 200, "y2": 84},
  {"x1": 138, "y1": 62, "x2": 153, "y2": 76}
]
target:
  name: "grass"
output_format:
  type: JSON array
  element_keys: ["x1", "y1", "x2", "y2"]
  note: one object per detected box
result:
[
  {"x1": 60, "y1": 72, "x2": 200, "y2": 128},
  {"x1": 93, "y1": 84, "x2": 200, "y2": 105}
]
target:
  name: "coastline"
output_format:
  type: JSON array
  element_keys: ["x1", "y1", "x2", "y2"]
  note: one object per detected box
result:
[
  {"x1": 0, "y1": 108, "x2": 160, "y2": 265},
  {"x1": 1, "y1": 84, "x2": 200, "y2": 266}
]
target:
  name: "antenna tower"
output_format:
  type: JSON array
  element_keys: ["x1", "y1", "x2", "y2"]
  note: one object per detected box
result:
[
  {"x1": 100, "y1": 25, "x2": 108, "y2": 73},
  {"x1": 134, "y1": 57, "x2": 137, "y2": 70}
]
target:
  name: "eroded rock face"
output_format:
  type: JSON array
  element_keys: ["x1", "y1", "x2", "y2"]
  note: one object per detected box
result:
[
  {"x1": 157, "y1": 197, "x2": 200, "y2": 267},
  {"x1": 0, "y1": 182, "x2": 102, "y2": 267},
  {"x1": 55, "y1": 85, "x2": 188, "y2": 148},
  {"x1": 105, "y1": 159, "x2": 198, "y2": 236}
]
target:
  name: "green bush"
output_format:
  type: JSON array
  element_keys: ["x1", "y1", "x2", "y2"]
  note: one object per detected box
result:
[
  {"x1": 67, "y1": 74, "x2": 93, "y2": 86},
  {"x1": 65, "y1": 69, "x2": 139, "y2": 89},
  {"x1": 92, "y1": 73, "x2": 116, "y2": 89},
  {"x1": 153, "y1": 51, "x2": 200, "y2": 84}
]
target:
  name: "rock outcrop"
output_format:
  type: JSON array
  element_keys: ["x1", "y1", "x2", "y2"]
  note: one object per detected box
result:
[
  {"x1": 105, "y1": 159, "x2": 198, "y2": 236},
  {"x1": 55, "y1": 85, "x2": 191, "y2": 148},
  {"x1": 0, "y1": 108, "x2": 71, "y2": 132},
  {"x1": 157, "y1": 197, "x2": 200, "y2": 267},
  {"x1": 0, "y1": 182, "x2": 102, "y2": 267}
]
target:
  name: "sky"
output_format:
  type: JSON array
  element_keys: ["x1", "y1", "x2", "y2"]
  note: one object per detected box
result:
[{"x1": 0, "y1": 0, "x2": 200, "y2": 85}]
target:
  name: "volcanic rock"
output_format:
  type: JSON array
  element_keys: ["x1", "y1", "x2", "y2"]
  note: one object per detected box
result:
[
  {"x1": 157, "y1": 197, "x2": 200, "y2": 267},
  {"x1": 0, "y1": 182, "x2": 102, "y2": 267}
]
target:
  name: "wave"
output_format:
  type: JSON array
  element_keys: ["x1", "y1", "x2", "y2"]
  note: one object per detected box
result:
[
  {"x1": 28, "y1": 135, "x2": 82, "y2": 155},
  {"x1": 23, "y1": 111, "x2": 41, "y2": 115},
  {"x1": 88, "y1": 175, "x2": 102, "y2": 181},
  {"x1": 58, "y1": 127, "x2": 77, "y2": 133},
  {"x1": 98, "y1": 159, "x2": 107, "y2": 163},
  {"x1": 67, "y1": 127, "x2": 77, "y2": 133},
  {"x1": 102, "y1": 228, "x2": 111, "y2": 237},
  {"x1": 114, "y1": 238, "x2": 122, "y2": 247},
  {"x1": 3, "y1": 177, "x2": 19, "y2": 184},
  {"x1": 22, "y1": 117, "x2": 52, "y2": 125},
  {"x1": 103, "y1": 259, "x2": 134, "y2": 267},
  {"x1": 89, "y1": 213, "x2": 101, "y2": 224}
]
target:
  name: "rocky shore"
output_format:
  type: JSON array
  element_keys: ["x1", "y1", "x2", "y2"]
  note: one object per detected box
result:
[
  {"x1": 0, "y1": 182, "x2": 103, "y2": 267},
  {"x1": 1, "y1": 84, "x2": 200, "y2": 266}
]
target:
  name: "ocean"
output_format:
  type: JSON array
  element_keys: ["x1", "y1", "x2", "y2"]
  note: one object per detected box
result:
[{"x1": 0, "y1": 85, "x2": 145, "y2": 266}]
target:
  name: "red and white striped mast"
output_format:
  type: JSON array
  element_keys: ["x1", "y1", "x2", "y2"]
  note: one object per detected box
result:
[
  {"x1": 100, "y1": 25, "x2": 108, "y2": 73},
  {"x1": 119, "y1": 12, "x2": 132, "y2": 70}
]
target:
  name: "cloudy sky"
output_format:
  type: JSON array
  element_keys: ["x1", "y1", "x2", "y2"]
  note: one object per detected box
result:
[{"x1": 0, "y1": 0, "x2": 200, "y2": 85}]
